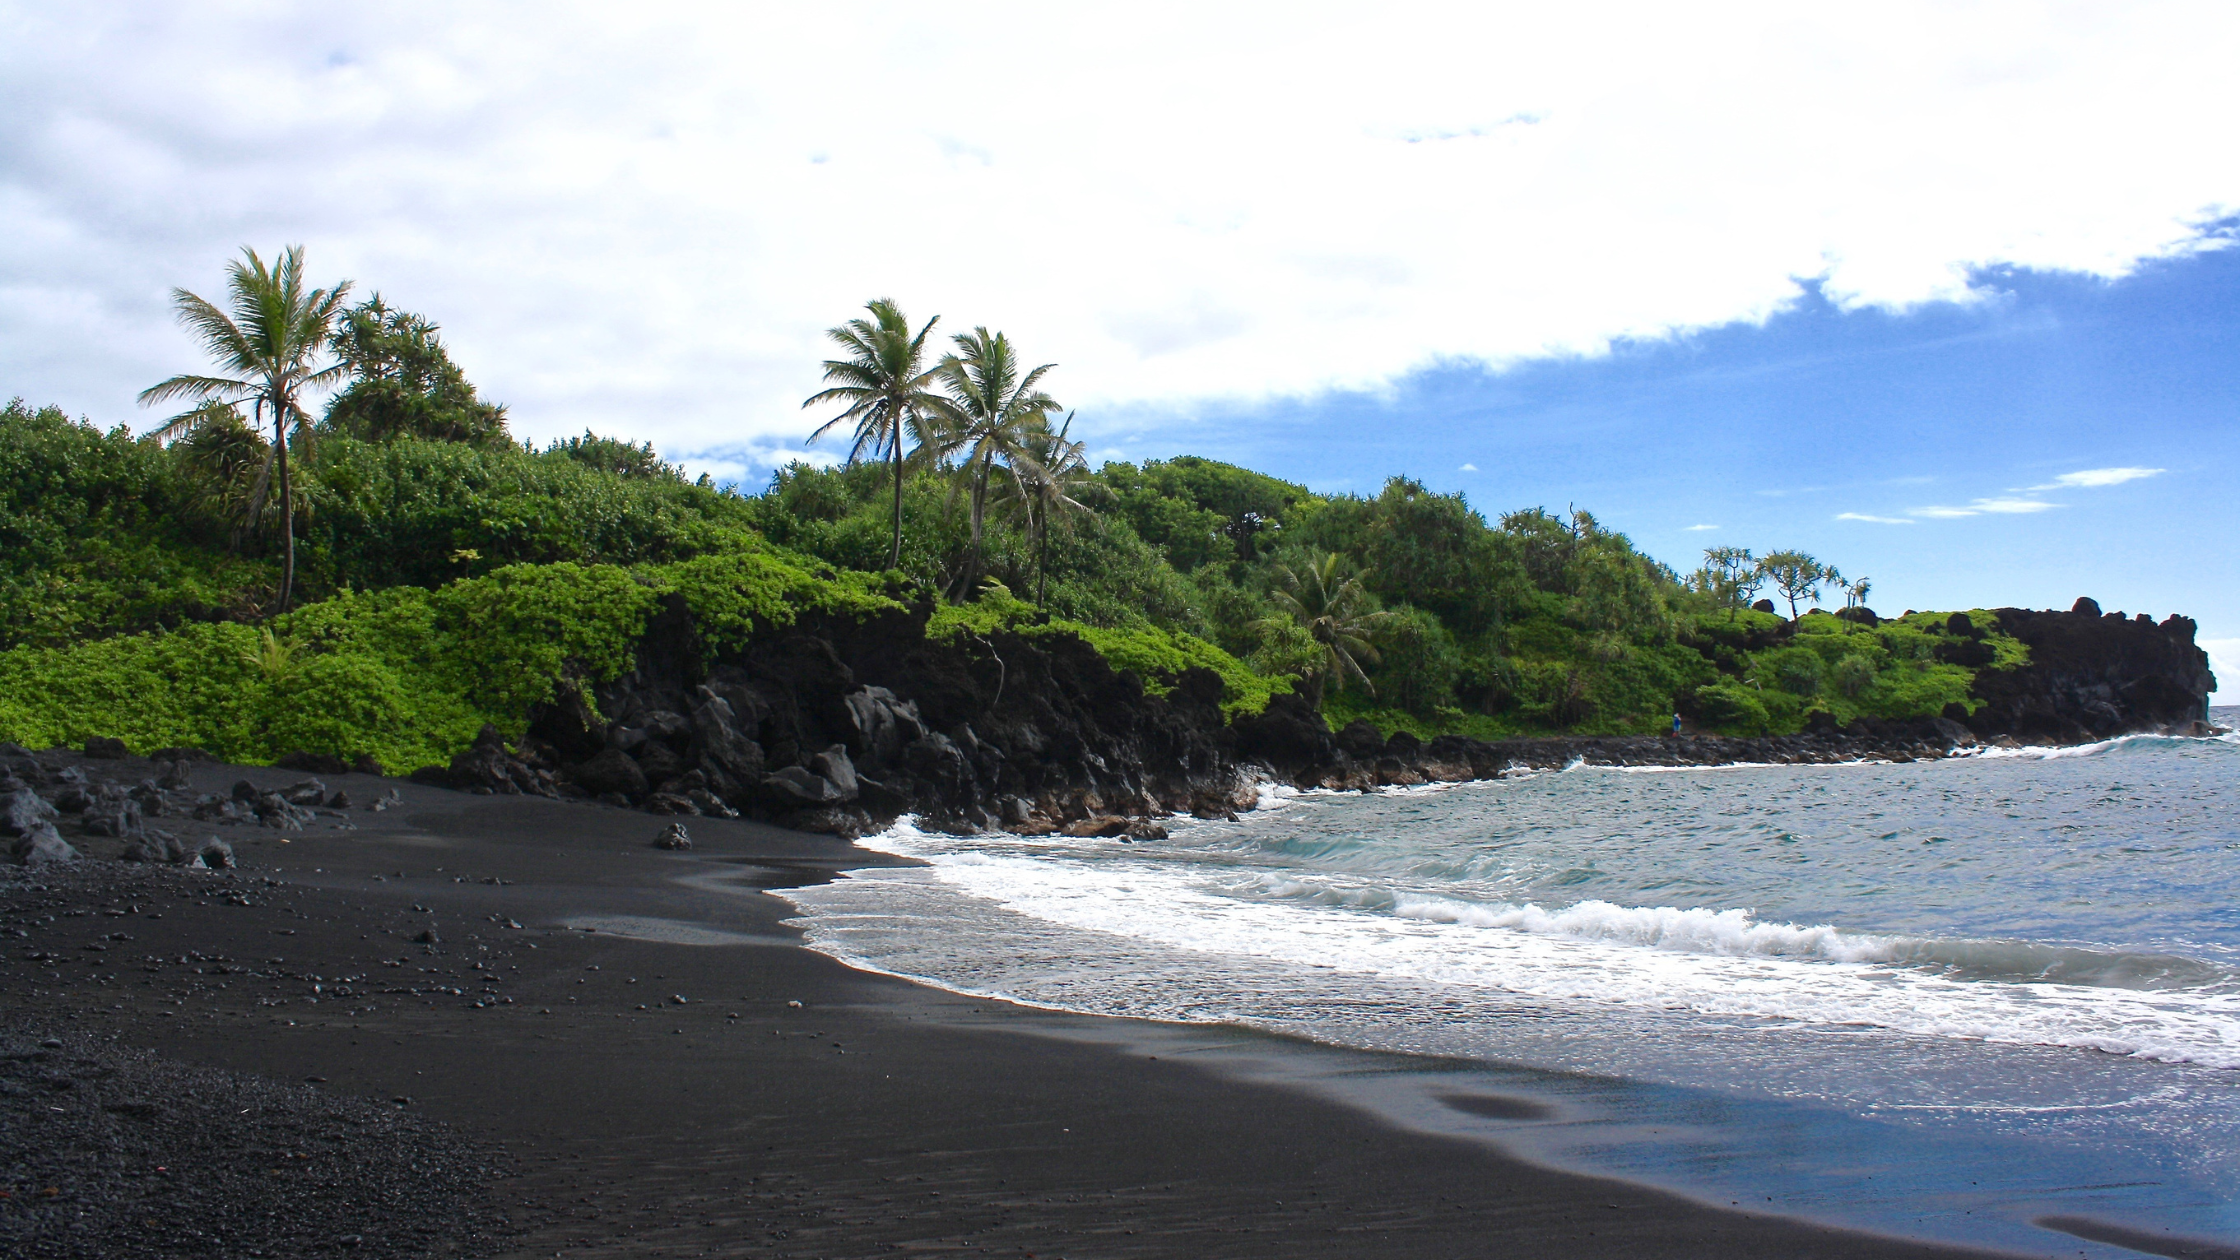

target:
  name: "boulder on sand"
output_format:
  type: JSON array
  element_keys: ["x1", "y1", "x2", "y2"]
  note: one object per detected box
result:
[
  {"x1": 120, "y1": 832, "x2": 189, "y2": 864},
  {"x1": 254, "y1": 794, "x2": 316, "y2": 831},
  {"x1": 81, "y1": 798, "x2": 145, "y2": 838},
  {"x1": 1, "y1": 788, "x2": 60, "y2": 837},
  {"x1": 11, "y1": 823, "x2": 76, "y2": 866}
]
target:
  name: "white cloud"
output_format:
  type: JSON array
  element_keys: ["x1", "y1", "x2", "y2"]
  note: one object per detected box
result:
[
  {"x1": 2203, "y1": 638, "x2": 2240, "y2": 703},
  {"x1": 1836, "y1": 512, "x2": 1914, "y2": 524},
  {"x1": 2024, "y1": 466, "x2": 2168, "y2": 490},
  {"x1": 1459, "y1": 462, "x2": 1478, "y2": 471},
  {"x1": 1684, "y1": 523, "x2": 1719, "y2": 531},
  {"x1": 3, "y1": 3, "x2": 2239, "y2": 454},
  {"x1": 1913, "y1": 497, "x2": 2060, "y2": 518},
  {"x1": 675, "y1": 441, "x2": 837, "y2": 491}
]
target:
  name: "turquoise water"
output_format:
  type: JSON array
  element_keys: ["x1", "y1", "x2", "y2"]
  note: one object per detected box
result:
[{"x1": 780, "y1": 712, "x2": 2240, "y2": 1255}]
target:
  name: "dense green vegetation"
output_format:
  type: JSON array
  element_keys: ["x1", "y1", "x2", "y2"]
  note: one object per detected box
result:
[
  {"x1": 0, "y1": 267, "x2": 2026, "y2": 767},
  {"x1": 0, "y1": 549, "x2": 900, "y2": 772}
]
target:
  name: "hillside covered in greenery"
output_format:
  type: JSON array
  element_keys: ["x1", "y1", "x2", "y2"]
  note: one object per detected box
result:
[{"x1": 0, "y1": 258, "x2": 2022, "y2": 769}]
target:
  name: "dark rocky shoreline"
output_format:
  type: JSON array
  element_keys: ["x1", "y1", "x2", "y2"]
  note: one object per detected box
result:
[
  {"x1": 417, "y1": 596, "x2": 2222, "y2": 838},
  {"x1": 6, "y1": 599, "x2": 2218, "y2": 869}
]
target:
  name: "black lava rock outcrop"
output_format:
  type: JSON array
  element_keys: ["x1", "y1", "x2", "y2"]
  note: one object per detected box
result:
[
  {"x1": 1966, "y1": 603, "x2": 2216, "y2": 742},
  {"x1": 475, "y1": 599, "x2": 1254, "y2": 837},
  {"x1": 398, "y1": 597, "x2": 2220, "y2": 836},
  {"x1": 1, "y1": 744, "x2": 333, "y2": 866}
]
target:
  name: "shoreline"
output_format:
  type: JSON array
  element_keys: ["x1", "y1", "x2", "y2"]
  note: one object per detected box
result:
[{"x1": 0, "y1": 749, "x2": 2206, "y2": 1259}]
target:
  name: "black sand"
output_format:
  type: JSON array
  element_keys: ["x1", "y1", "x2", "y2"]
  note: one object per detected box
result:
[{"x1": 1, "y1": 756, "x2": 2026, "y2": 1258}]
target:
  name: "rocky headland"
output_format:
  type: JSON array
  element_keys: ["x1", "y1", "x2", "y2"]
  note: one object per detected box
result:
[{"x1": 3, "y1": 599, "x2": 2217, "y2": 870}]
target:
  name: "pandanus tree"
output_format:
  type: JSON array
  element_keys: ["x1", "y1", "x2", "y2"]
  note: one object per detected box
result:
[
  {"x1": 171, "y1": 401, "x2": 274, "y2": 546},
  {"x1": 930, "y1": 327, "x2": 1061, "y2": 597},
  {"x1": 802, "y1": 299, "x2": 954, "y2": 570},
  {"x1": 1269, "y1": 550, "x2": 1387, "y2": 708},
  {"x1": 995, "y1": 411, "x2": 1099, "y2": 605},
  {"x1": 1758, "y1": 550, "x2": 1832, "y2": 620},
  {"x1": 1698, "y1": 545, "x2": 1762, "y2": 621},
  {"x1": 139, "y1": 245, "x2": 353, "y2": 612}
]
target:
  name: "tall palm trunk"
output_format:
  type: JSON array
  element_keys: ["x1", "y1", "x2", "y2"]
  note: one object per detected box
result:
[
  {"x1": 963, "y1": 461, "x2": 991, "y2": 595},
  {"x1": 889, "y1": 431, "x2": 904, "y2": 570},
  {"x1": 273, "y1": 392, "x2": 296, "y2": 612},
  {"x1": 1036, "y1": 513, "x2": 1050, "y2": 605}
]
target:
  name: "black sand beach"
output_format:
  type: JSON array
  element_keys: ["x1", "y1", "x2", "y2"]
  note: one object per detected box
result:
[{"x1": 1, "y1": 753, "x2": 2024, "y2": 1259}]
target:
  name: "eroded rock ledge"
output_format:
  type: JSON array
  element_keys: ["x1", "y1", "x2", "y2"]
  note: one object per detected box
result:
[
  {"x1": 6, "y1": 599, "x2": 2215, "y2": 863},
  {"x1": 405, "y1": 597, "x2": 2222, "y2": 840}
]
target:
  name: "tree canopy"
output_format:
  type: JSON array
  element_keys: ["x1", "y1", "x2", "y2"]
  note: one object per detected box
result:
[
  {"x1": 322, "y1": 295, "x2": 511, "y2": 448},
  {"x1": 2, "y1": 275, "x2": 1999, "y2": 754}
]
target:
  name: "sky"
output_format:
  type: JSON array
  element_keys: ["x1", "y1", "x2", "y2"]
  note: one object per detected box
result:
[{"x1": 3, "y1": 2, "x2": 2235, "y2": 693}]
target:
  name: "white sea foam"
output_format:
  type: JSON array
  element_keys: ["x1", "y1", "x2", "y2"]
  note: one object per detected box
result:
[
  {"x1": 824, "y1": 738, "x2": 2240, "y2": 1072},
  {"x1": 1952, "y1": 728, "x2": 2240, "y2": 760},
  {"x1": 1389, "y1": 896, "x2": 1901, "y2": 963},
  {"x1": 805, "y1": 830, "x2": 2240, "y2": 1069}
]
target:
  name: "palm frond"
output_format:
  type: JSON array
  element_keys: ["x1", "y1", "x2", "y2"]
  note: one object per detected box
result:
[
  {"x1": 167, "y1": 289, "x2": 256, "y2": 373},
  {"x1": 138, "y1": 373, "x2": 251, "y2": 408}
]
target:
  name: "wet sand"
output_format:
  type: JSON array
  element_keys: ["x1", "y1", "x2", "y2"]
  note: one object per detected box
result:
[{"x1": 1, "y1": 757, "x2": 2021, "y2": 1258}]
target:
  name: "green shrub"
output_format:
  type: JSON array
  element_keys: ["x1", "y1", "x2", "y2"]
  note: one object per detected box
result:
[
  {"x1": 929, "y1": 585, "x2": 1288, "y2": 716},
  {"x1": 0, "y1": 398, "x2": 270, "y2": 648},
  {"x1": 1761, "y1": 645, "x2": 1826, "y2": 696},
  {"x1": 1694, "y1": 680, "x2": 1771, "y2": 735},
  {"x1": 255, "y1": 654, "x2": 422, "y2": 770},
  {"x1": 1831, "y1": 653, "x2": 1878, "y2": 698},
  {"x1": 1370, "y1": 605, "x2": 1462, "y2": 712},
  {"x1": 0, "y1": 539, "x2": 914, "y2": 768}
]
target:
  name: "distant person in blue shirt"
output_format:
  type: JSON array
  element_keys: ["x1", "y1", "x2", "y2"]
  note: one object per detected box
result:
[{"x1": 1672, "y1": 711, "x2": 1683, "y2": 735}]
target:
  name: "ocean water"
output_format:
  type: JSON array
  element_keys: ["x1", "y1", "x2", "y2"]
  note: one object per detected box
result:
[{"x1": 777, "y1": 709, "x2": 2240, "y2": 1255}]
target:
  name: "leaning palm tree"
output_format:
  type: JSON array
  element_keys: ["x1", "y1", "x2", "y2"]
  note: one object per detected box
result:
[
  {"x1": 139, "y1": 245, "x2": 352, "y2": 611},
  {"x1": 995, "y1": 411, "x2": 1100, "y2": 605},
  {"x1": 1267, "y1": 551, "x2": 1387, "y2": 708},
  {"x1": 930, "y1": 327, "x2": 1060, "y2": 597},
  {"x1": 802, "y1": 299, "x2": 954, "y2": 569}
]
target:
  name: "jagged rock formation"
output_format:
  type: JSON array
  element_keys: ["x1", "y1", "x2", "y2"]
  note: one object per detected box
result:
[
  {"x1": 492, "y1": 598, "x2": 1251, "y2": 838},
  {"x1": 6, "y1": 600, "x2": 2221, "y2": 857},
  {"x1": 1966, "y1": 599, "x2": 2216, "y2": 742},
  {"x1": 417, "y1": 597, "x2": 2214, "y2": 837}
]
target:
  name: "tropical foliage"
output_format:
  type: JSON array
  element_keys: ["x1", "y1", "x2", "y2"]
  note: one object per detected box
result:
[
  {"x1": 322, "y1": 295, "x2": 512, "y2": 448},
  {"x1": 1, "y1": 271, "x2": 2034, "y2": 768},
  {"x1": 802, "y1": 299, "x2": 951, "y2": 569},
  {"x1": 138, "y1": 245, "x2": 353, "y2": 610}
]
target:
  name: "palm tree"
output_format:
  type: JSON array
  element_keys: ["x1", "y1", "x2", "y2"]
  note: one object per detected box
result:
[
  {"x1": 930, "y1": 327, "x2": 1060, "y2": 597},
  {"x1": 1268, "y1": 551, "x2": 1387, "y2": 708},
  {"x1": 802, "y1": 300, "x2": 954, "y2": 570},
  {"x1": 995, "y1": 411, "x2": 1099, "y2": 605},
  {"x1": 140, "y1": 245, "x2": 353, "y2": 612}
]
